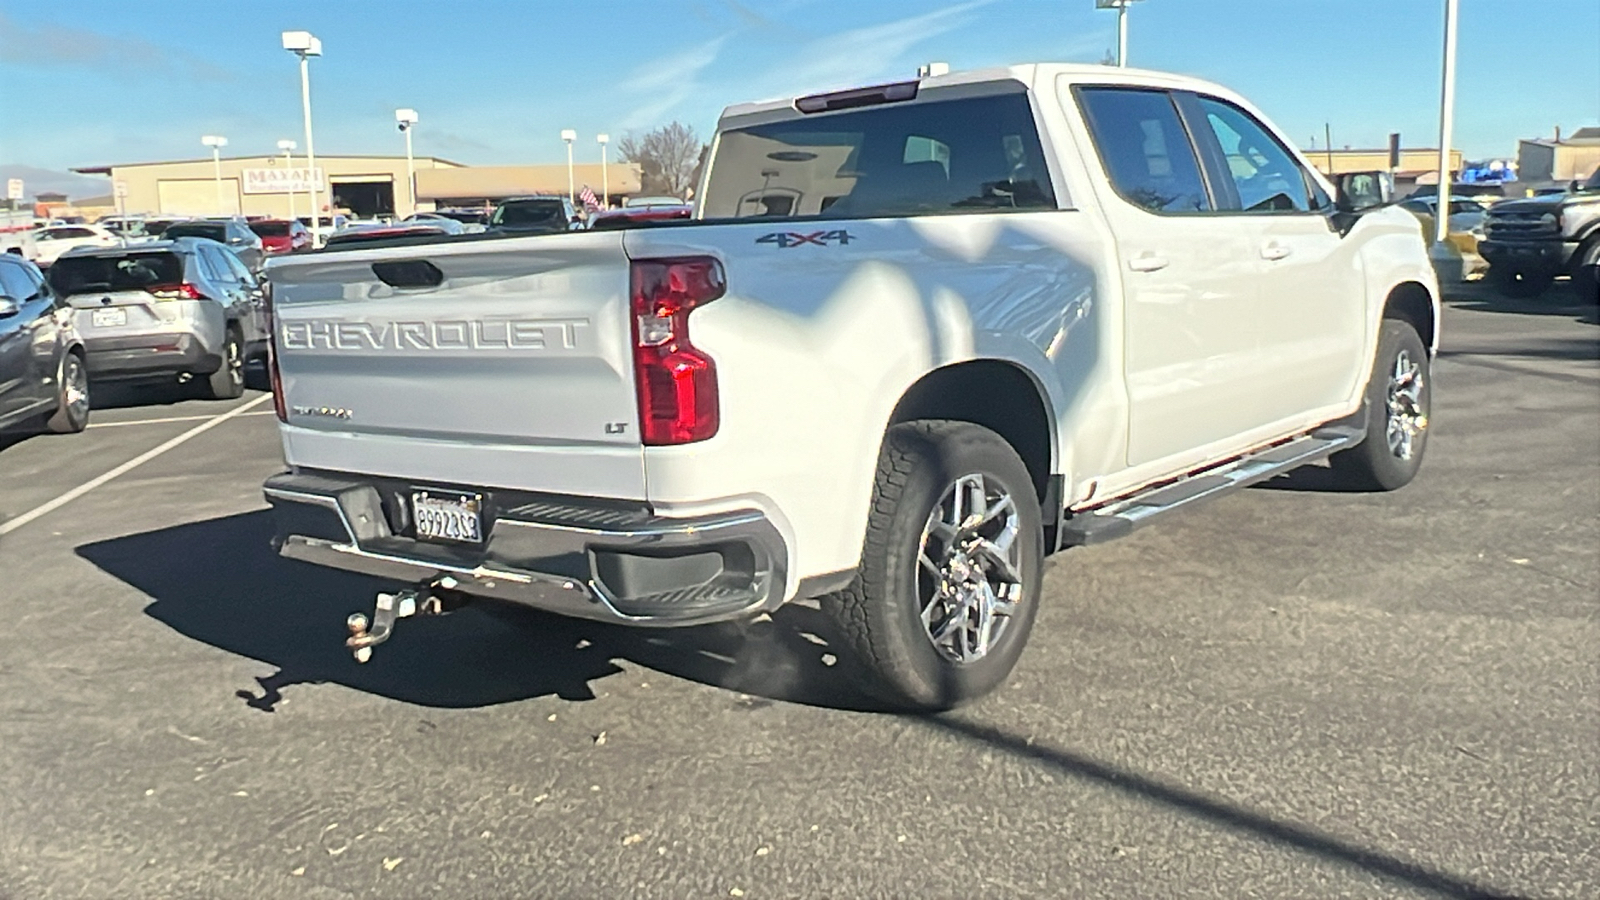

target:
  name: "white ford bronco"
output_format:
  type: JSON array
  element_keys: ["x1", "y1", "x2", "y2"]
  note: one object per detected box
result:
[{"x1": 262, "y1": 65, "x2": 1438, "y2": 709}]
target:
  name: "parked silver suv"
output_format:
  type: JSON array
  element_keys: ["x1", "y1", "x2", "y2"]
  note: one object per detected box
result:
[{"x1": 47, "y1": 238, "x2": 266, "y2": 399}]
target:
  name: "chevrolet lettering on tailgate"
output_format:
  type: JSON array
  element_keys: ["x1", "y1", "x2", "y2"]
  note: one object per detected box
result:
[{"x1": 279, "y1": 318, "x2": 590, "y2": 352}]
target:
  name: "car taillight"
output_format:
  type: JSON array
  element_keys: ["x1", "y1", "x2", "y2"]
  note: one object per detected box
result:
[
  {"x1": 629, "y1": 257, "x2": 724, "y2": 445},
  {"x1": 264, "y1": 281, "x2": 287, "y2": 421},
  {"x1": 146, "y1": 283, "x2": 205, "y2": 300}
]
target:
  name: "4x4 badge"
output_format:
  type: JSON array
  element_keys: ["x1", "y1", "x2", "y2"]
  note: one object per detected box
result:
[{"x1": 756, "y1": 230, "x2": 854, "y2": 248}]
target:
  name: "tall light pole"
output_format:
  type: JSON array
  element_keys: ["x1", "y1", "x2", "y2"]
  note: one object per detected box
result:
[
  {"x1": 1433, "y1": 0, "x2": 1459, "y2": 245},
  {"x1": 282, "y1": 30, "x2": 323, "y2": 246},
  {"x1": 396, "y1": 108, "x2": 419, "y2": 217},
  {"x1": 1096, "y1": 0, "x2": 1146, "y2": 67},
  {"x1": 201, "y1": 135, "x2": 228, "y2": 214},
  {"x1": 561, "y1": 129, "x2": 577, "y2": 205},
  {"x1": 277, "y1": 139, "x2": 298, "y2": 222},
  {"x1": 597, "y1": 133, "x2": 610, "y2": 209}
]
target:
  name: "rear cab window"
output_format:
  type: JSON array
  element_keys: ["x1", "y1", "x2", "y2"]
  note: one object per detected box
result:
[
  {"x1": 47, "y1": 253, "x2": 186, "y2": 296},
  {"x1": 700, "y1": 85, "x2": 1058, "y2": 220},
  {"x1": 1074, "y1": 87, "x2": 1212, "y2": 214},
  {"x1": 490, "y1": 200, "x2": 566, "y2": 227}
]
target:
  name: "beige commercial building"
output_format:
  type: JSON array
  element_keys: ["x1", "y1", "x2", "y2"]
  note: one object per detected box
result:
[
  {"x1": 1517, "y1": 127, "x2": 1600, "y2": 182},
  {"x1": 417, "y1": 164, "x2": 644, "y2": 207},
  {"x1": 72, "y1": 154, "x2": 462, "y2": 220}
]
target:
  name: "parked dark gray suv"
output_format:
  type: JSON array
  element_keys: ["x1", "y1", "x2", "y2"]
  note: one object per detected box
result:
[
  {"x1": 162, "y1": 218, "x2": 267, "y2": 271},
  {"x1": 47, "y1": 238, "x2": 266, "y2": 400}
]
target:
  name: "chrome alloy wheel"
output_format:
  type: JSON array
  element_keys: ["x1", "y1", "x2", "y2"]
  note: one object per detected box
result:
[
  {"x1": 1385, "y1": 348, "x2": 1427, "y2": 460},
  {"x1": 916, "y1": 473, "x2": 1025, "y2": 665},
  {"x1": 225, "y1": 335, "x2": 244, "y2": 387},
  {"x1": 63, "y1": 354, "x2": 90, "y2": 422}
]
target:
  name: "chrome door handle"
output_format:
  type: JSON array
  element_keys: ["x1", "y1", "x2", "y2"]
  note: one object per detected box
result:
[
  {"x1": 1127, "y1": 253, "x2": 1170, "y2": 272},
  {"x1": 1260, "y1": 242, "x2": 1292, "y2": 261}
]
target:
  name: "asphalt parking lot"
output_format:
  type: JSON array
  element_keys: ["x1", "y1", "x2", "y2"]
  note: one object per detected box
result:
[{"x1": 0, "y1": 282, "x2": 1595, "y2": 900}]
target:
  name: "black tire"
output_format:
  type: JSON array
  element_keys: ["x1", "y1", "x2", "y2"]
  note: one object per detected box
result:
[
  {"x1": 1489, "y1": 265, "x2": 1554, "y2": 299},
  {"x1": 821, "y1": 421, "x2": 1044, "y2": 711},
  {"x1": 45, "y1": 350, "x2": 90, "y2": 434},
  {"x1": 1572, "y1": 238, "x2": 1600, "y2": 304},
  {"x1": 203, "y1": 326, "x2": 245, "y2": 400},
  {"x1": 1329, "y1": 320, "x2": 1431, "y2": 491}
]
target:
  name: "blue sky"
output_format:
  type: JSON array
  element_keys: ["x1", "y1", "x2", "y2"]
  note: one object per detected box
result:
[{"x1": 1, "y1": 0, "x2": 1596, "y2": 197}]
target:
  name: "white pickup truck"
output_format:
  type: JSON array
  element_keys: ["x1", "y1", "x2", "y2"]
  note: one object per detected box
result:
[{"x1": 262, "y1": 64, "x2": 1438, "y2": 710}]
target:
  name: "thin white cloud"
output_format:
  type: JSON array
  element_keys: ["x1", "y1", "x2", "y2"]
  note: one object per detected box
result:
[{"x1": 617, "y1": 35, "x2": 730, "y2": 131}]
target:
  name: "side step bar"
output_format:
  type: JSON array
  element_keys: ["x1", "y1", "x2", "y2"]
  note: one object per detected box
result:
[{"x1": 1058, "y1": 417, "x2": 1365, "y2": 547}]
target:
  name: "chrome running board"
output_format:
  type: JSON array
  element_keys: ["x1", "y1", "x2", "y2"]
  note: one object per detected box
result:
[{"x1": 1058, "y1": 417, "x2": 1365, "y2": 547}]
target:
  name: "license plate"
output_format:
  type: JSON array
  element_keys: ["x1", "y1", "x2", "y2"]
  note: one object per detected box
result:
[
  {"x1": 411, "y1": 491, "x2": 484, "y2": 544},
  {"x1": 91, "y1": 308, "x2": 127, "y2": 328}
]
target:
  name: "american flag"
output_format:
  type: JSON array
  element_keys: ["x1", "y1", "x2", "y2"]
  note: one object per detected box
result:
[{"x1": 578, "y1": 185, "x2": 601, "y2": 212}]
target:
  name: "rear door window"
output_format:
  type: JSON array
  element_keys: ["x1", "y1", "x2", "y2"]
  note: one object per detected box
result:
[
  {"x1": 47, "y1": 253, "x2": 186, "y2": 295},
  {"x1": 1075, "y1": 87, "x2": 1211, "y2": 214},
  {"x1": 700, "y1": 88, "x2": 1057, "y2": 220}
]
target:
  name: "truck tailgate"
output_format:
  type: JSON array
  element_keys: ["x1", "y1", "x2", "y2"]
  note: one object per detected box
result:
[{"x1": 266, "y1": 232, "x2": 646, "y2": 498}]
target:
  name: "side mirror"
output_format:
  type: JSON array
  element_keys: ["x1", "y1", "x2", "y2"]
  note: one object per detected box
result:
[
  {"x1": 0, "y1": 296, "x2": 19, "y2": 318},
  {"x1": 1335, "y1": 171, "x2": 1393, "y2": 213}
]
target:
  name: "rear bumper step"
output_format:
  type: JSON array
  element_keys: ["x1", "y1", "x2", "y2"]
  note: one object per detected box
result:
[
  {"x1": 1059, "y1": 414, "x2": 1366, "y2": 547},
  {"x1": 264, "y1": 471, "x2": 788, "y2": 626}
]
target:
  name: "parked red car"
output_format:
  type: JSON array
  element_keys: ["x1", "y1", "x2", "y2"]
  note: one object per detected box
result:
[
  {"x1": 249, "y1": 219, "x2": 312, "y2": 254},
  {"x1": 586, "y1": 204, "x2": 692, "y2": 230}
]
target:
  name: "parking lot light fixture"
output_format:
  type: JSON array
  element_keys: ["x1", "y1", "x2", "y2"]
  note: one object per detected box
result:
[
  {"x1": 561, "y1": 129, "x2": 577, "y2": 205},
  {"x1": 597, "y1": 134, "x2": 610, "y2": 208},
  {"x1": 396, "y1": 108, "x2": 419, "y2": 216},
  {"x1": 1434, "y1": 0, "x2": 1459, "y2": 246},
  {"x1": 277, "y1": 139, "x2": 298, "y2": 222},
  {"x1": 201, "y1": 135, "x2": 228, "y2": 214},
  {"x1": 282, "y1": 30, "x2": 323, "y2": 246},
  {"x1": 1095, "y1": 0, "x2": 1146, "y2": 67}
]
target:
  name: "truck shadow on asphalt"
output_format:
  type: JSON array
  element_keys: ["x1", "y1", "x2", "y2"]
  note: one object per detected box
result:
[{"x1": 75, "y1": 509, "x2": 881, "y2": 712}]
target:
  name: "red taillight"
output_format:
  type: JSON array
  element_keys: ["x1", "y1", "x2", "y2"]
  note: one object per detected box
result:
[
  {"x1": 147, "y1": 283, "x2": 206, "y2": 300},
  {"x1": 629, "y1": 257, "x2": 725, "y2": 445},
  {"x1": 264, "y1": 281, "x2": 286, "y2": 421}
]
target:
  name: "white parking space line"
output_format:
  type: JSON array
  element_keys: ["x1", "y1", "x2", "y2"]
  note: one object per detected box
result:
[
  {"x1": 0, "y1": 394, "x2": 273, "y2": 537},
  {"x1": 88, "y1": 410, "x2": 277, "y2": 429}
]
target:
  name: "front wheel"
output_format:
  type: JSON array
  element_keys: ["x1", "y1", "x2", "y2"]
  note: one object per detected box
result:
[
  {"x1": 822, "y1": 421, "x2": 1044, "y2": 711},
  {"x1": 45, "y1": 351, "x2": 90, "y2": 434},
  {"x1": 1329, "y1": 320, "x2": 1431, "y2": 491}
]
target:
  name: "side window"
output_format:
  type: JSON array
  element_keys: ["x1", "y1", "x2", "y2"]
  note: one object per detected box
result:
[
  {"x1": 222, "y1": 250, "x2": 253, "y2": 284},
  {"x1": 0, "y1": 260, "x2": 34, "y2": 300},
  {"x1": 1076, "y1": 87, "x2": 1211, "y2": 213},
  {"x1": 195, "y1": 247, "x2": 226, "y2": 284},
  {"x1": 1196, "y1": 97, "x2": 1312, "y2": 213}
]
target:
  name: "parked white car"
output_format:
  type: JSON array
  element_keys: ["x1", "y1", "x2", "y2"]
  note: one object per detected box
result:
[
  {"x1": 30, "y1": 224, "x2": 119, "y2": 267},
  {"x1": 262, "y1": 64, "x2": 1439, "y2": 709}
]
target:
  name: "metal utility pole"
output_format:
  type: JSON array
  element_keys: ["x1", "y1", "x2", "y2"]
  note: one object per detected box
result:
[
  {"x1": 1434, "y1": 0, "x2": 1459, "y2": 245},
  {"x1": 561, "y1": 130, "x2": 577, "y2": 205},
  {"x1": 1325, "y1": 123, "x2": 1334, "y2": 174},
  {"x1": 202, "y1": 135, "x2": 228, "y2": 214},
  {"x1": 278, "y1": 139, "x2": 298, "y2": 222},
  {"x1": 283, "y1": 31, "x2": 323, "y2": 245},
  {"x1": 597, "y1": 133, "x2": 610, "y2": 208},
  {"x1": 396, "y1": 109, "x2": 419, "y2": 216},
  {"x1": 1096, "y1": 0, "x2": 1146, "y2": 67}
]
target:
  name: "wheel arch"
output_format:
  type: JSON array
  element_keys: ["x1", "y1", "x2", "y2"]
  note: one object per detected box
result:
[
  {"x1": 1382, "y1": 281, "x2": 1437, "y2": 356},
  {"x1": 887, "y1": 359, "x2": 1057, "y2": 505}
]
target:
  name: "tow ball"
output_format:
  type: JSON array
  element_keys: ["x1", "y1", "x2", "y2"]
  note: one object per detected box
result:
[{"x1": 345, "y1": 577, "x2": 467, "y2": 663}]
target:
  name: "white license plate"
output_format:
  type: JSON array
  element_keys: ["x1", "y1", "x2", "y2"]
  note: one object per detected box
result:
[
  {"x1": 411, "y1": 492, "x2": 483, "y2": 543},
  {"x1": 91, "y1": 308, "x2": 127, "y2": 328}
]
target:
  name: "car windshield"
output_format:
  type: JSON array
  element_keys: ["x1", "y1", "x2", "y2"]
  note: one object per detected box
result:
[
  {"x1": 249, "y1": 221, "x2": 291, "y2": 237},
  {"x1": 47, "y1": 252, "x2": 186, "y2": 295},
  {"x1": 490, "y1": 201, "x2": 565, "y2": 227},
  {"x1": 701, "y1": 88, "x2": 1056, "y2": 220},
  {"x1": 163, "y1": 222, "x2": 227, "y2": 242},
  {"x1": 1582, "y1": 168, "x2": 1600, "y2": 193}
]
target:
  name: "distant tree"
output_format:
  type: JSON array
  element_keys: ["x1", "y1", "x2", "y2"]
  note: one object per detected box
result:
[
  {"x1": 1099, "y1": 48, "x2": 1117, "y2": 66},
  {"x1": 617, "y1": 122, "x2": 705, "y2": 197}
]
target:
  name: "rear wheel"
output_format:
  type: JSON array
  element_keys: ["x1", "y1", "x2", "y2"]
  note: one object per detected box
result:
[
  {"x1": 45, "y1": 350, "x2": 90, "y2": 434},
  {"x1": 822, "y1": 421, "x2": 1043, "y2": 711},
  {"x1": 203, "y1": 326, "x2": 245, "y2": 400},
  {"x1": 1572, "y1": 238, "x2": 1600, "y2": 304},
  {"x1": 1329, "y1": 320, "x2": 1431, "y2": 491},
  {"x1": 1490, "y1": 265, "x2": 1554, "y2": 299}
]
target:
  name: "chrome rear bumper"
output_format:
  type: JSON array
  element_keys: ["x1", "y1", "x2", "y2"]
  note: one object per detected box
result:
[{"x1": 264, "y1": 470, "x2": 787, "y2": 627}]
